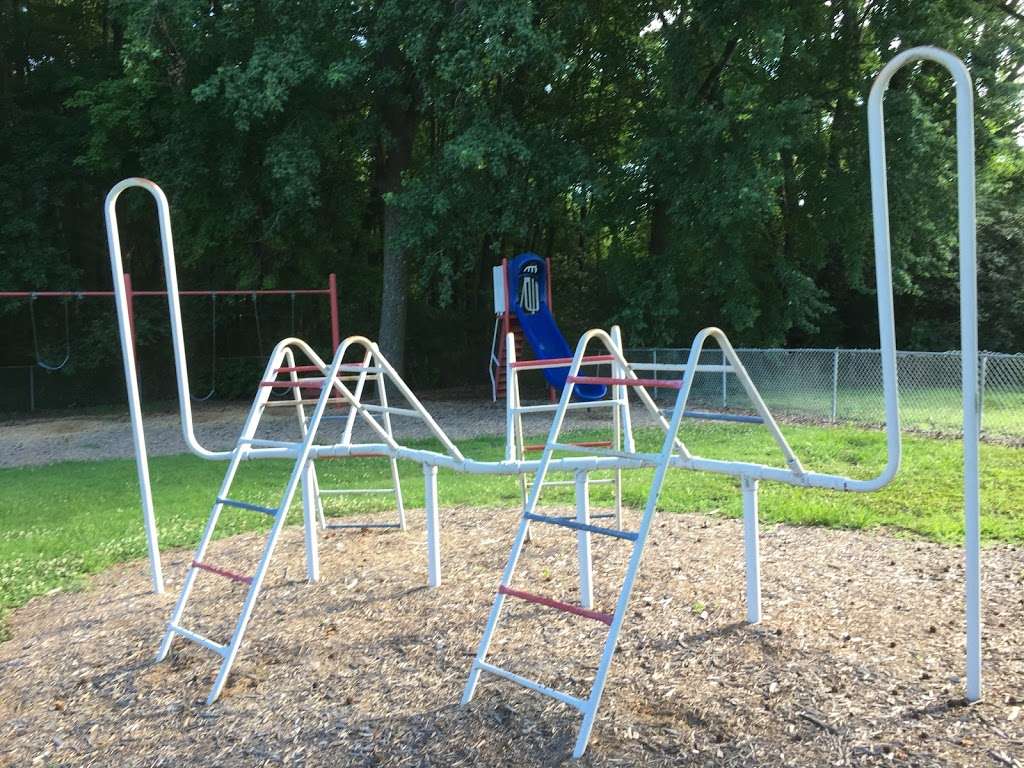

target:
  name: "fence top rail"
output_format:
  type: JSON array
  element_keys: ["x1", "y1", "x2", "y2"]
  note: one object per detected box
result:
[{"x1": 625, "y1": 346, "x2": 1024, "y2": 360}]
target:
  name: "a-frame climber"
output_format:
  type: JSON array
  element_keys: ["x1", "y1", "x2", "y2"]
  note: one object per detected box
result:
[
  {"x1": 156, "y1": 335, "x2": 462, "y2": 704},
  {"x1": 462, "y1": 325, "x2": 805, "y2": 758}
]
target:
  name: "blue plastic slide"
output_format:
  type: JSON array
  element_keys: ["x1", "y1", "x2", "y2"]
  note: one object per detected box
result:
[{"x1": 508, "y1": 252, "x2": 607, "y2": 401}]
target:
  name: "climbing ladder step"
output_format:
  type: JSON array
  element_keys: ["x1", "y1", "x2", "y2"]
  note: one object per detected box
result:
[
  {"x1": 474, "y1": 660, "x2": 588, "y2": 710},
  {"x1": 264, "y1": 397, "x2": 349, "y2": 408},
  {"x1": 524, "y1": 440, "x2": 610, "y2": 452},
  {"x1": 568, "y1": 375, "x2": 682, "y2": 389},
  {"x1": 238, "y1": 438, "x2": 301, "y2": 449},
  {"x1": 549, "y1": 443, "x2": 657, "y2": 461},
  {"x1": 511, "y1": 354, "x2": 615, "y2": 370},
  {"x1": 167, "y1": 624, "x2": 227, "y2": 655},
  {"x1": 523, "y1": 512, "x2": 638, "y2": 541},
  {"x1": 360, "y1": 404, "x2": 420, "y2": 417},
  {"x1": 191, "y1": 559, "x2": 253, "y2": 585},
  {"x1": 532, "y1": 478, "x2": 614, "y2": 488},
  {"x1": 324, "y1": 521, "x2": 402, "y2": 530},
  {"x1": 512, "y1": 401, "x2": 617, "y2": 415},
  {"x1": 217, "y1": 497, "x2": 278, "y2": 516},
  {"x1": 498, "y1": 585, "x2": 613, "y2": 625}
]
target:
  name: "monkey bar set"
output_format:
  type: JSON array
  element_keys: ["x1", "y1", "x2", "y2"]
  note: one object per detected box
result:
[{"x1": 83, "y1": 47, "x2": 986, "y2": 758}]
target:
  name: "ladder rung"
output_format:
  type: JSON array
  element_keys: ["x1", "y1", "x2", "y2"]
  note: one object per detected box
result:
[
  {"x1": 523, "y1": 513, "x2": 638, "y2": 541},
  {"x1": 273, "y1": 365, "x2": 321, "y2": 374},
  {"x1": 264, "y1": 398, "x2": 349, "y2": 408},
  {"x1": 530, "y1": 478, "x2": 615, "y2": 489},
  {"x1": 524, "y1": 440, "x2": 610, "y2": 453},
  {"x1": 498, "y1": 585, "x2": 613, "y2": 625},
  {"x1": 568, "y1": 375, "x2": 682, "y2": 389},
  {"x1": 474, "y1": 660, "x2": 587, "y2": 711},
  {"x1": 217, "y1": 497, "x2": 278, "y2": 516},
  {"x1": 549, "y1": 443, "x2": 657, "y2": 461},
  {"x1": 259, "y1": 378, "x2": 333, "y2": 390},
  {"x1": 238, "y1": 438, "x2": 300, "y2": 449},
  {"x1": 319, "y1": 488, "x2": 395, "y2": 495},
  {"x1": 337, "y1": 364, "x2": 384, "y2": 373},
  {"x1": 167, "y1": 623, "x2": 227, "y2": 656},
  {"x1": 360, "y1": 404, "x2": 420, "y2": 417},
  {"x1": 512, "y1": 401, "x2": 617, "y2": 414},
  {"x1": 324, "y1": 521, "x2": 402, "y2": 530},
  {"x1": 511, "y1": 354, "x2": 615, "y2": 370},
  {"x1": 191, "y1": 559, "x2": 253, "y2": 585}
]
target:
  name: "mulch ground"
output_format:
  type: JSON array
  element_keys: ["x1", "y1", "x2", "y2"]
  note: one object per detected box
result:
[{"x1": 1, "y1": 503, "x2": 1023, "y2": 767}]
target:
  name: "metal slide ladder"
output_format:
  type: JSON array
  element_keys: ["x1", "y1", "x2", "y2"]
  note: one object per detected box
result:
[
  {"x1": 268, "y1": 345, "x2": 407, "y2": 532},
  {"x1": 156, "y1": 336, "x2": 460, "y2": 703},
  {"x1": 462, "y1": 327, "x2": 800, "y2": 758},
  {"x1": 502, "y1": 327, "x2": 631, "y2": 529}
]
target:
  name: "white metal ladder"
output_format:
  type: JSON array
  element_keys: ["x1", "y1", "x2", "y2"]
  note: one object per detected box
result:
[
  {"x1": 503, "y1": 326, "x2": 632, "y2": 529},
  {"x1": 462, "y1": 326, "x2": 799, "y2": 757}
]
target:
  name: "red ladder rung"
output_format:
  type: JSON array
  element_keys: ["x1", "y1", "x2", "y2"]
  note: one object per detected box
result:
[
  {"x1": 567, "y1": 375, "x2": 681, "y2": 389},
  {"x1": 192, "y1": 560, "x2": 252, "y2": 585},
  {"x1": 511, "y1": 354, "x2": 615, "y2": 370},
  {"x1": 523, "y1": 440, "x2": 611, "y2": 453},
  {"x1": 498, "y1": 585, "x2": 612, "y2": 625},
  {"x1": 273, "y1": 365, "x2": 322, "y2": 374}
]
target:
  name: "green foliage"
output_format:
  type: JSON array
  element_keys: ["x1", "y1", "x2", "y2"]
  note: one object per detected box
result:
[{"x1": 2, "y1": 1, "x2": 1024, "y2": 393}]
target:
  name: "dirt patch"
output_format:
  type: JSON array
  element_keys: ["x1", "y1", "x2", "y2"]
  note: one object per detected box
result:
[{"x1": 1, "y1": 505, "x2": 1022, "y2": 767}]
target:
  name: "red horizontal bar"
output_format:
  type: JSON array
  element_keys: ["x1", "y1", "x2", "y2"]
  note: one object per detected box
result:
[
  {"x1": 524, "y1": 440, "x2": 611, "y2": 453},
  {"x1": 498, "y1": 585, "x2": 612, "y2": 625},
  {"x1": 511, "y1": 354, "x2": 615, "y2": 370},
  {"x1": 0, "y1": 289, "x2": 329, "y2": 298},
  {"x1": 568, "y1": 375, "x2": 682, "y2": 389},
  {"x1": 273, "y1": 365, "x2": 322, "y2": 374},
  {"x1": 260, "y1": 379, "x2": 326, "y2": 389},
  {"x1": 192, "y1": 560, "x2": 252, "y2": 585}
]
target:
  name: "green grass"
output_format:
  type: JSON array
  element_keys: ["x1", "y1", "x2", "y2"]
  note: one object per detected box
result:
[{"x1": 1, "y1": 423, "x2": 1022, "y2": 637}]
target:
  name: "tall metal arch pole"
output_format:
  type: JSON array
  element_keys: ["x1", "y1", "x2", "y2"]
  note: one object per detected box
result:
[{"x1": 868, "y1": 46, "x2": 981, "y2": 701}]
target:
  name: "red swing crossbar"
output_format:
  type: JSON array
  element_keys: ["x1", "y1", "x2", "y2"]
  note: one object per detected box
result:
[
  {"x1": 498, "y1": 585, "x2": 613, "y2": 625},
  {"x1": 567, "y1": 375, "x2": 682, "y2": 389}
]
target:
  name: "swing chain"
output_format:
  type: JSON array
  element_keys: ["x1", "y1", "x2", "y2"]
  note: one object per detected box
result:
[{"x1": 28, "y1": 294, "x2": 72, "y2": 372}]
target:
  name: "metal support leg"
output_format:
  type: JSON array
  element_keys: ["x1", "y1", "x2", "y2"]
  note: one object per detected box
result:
[
  {"x1": 576, "y1": 470, "x2": 593, "y2": 609},
  {"x1": 301, "y1": 461, "x2": 320, "y2": 583},
  {"x1": 741, "y1": 476, "x2": 761, "y2": 624},
  {"x1": 424, "y1": 464, "x2": 441, "y2": 588}
]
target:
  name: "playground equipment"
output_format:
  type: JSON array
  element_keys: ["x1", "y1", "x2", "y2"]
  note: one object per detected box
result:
[
  {"x1": 0, "y1": 272, "x2": 340, "y2": 406},
  {"x1": 489, "y1": 252, "x2": 606, "y2": 402},
  {"x1": 102, "y1": 44, "x2": 982, "y2": 758}
]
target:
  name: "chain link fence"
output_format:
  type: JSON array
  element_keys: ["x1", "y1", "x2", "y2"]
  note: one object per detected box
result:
[{"x1": 624, "y1": 347, "x2": 1024, "y2": 444}]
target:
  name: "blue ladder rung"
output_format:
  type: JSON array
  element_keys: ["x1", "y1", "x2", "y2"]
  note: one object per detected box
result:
[
  {"x1": 217, "y1": 497, "x2": 277, "y2": 516},
  {"x1": 523, "y1": 512, "x2": 638, "y2": 541}
]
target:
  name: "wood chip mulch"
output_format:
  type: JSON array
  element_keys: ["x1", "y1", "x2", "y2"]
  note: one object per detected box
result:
[{"x1": 1, "y1": 504, "x2": 1023, "y2": 767}]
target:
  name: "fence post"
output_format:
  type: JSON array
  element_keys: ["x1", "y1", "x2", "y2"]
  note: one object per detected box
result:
[
  {"x1": 721, "y1": 348, "x2": 728, "y2": 409},
  {"x1": 831, "y1": 348, "x2": 839, "y2": 423},
  {"x1": 979, "y1": 352, "x2": 987, "y2": 434},
  {"x1": 652, "y1": 349, "x2": 658, "y2": 403},
  {"x1": 28, "y1": 365, "x2": 35, "y2": 412}
]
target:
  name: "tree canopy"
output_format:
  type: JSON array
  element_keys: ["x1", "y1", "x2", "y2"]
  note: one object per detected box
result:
[{"x1": 2, "y1": 1, "x2": 1023, "y2": 394}]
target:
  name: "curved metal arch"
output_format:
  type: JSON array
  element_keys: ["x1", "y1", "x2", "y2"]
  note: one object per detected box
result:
[{"x1": 868, "y1": 46, "x2": 981, "y2": 701}]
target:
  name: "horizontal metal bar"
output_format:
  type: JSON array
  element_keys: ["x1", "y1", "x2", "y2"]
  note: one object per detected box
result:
[
  {"x1": 337, "y1": 365, "x2": 384, "y2": 373},
  {"x1": 318, "y1": 488, "x2": 395, "y2": 495},
  {"x1": 360, "y1": 404, "x2": 420, "y2": 417},
  {"x1": 273, "y1": 365, "x2": 321, "y2": 374},
  {"x1": 239, "y1": 438, "x2": 300, "y2": 449},
  {"x1": 568, "y1": 375, "x2": 682, "y2": 389},
  {"x1": 191, "y1": 559, "x2": 253, "y2": 585},
  {"x1": 549, "y1": 443, "x2": 660, "y2": 462},
  {"x1": 475, "y1": 660, "x2": 587, "y2": 711},
  {"x1": 530, "y1": 478, "x2": 614, "y2": 488},
  {"x1": 524, "y1": 440, "x2": 610, "y2": 453},
  {"x1": 683, "y1": 410, "x2": 764, "y2": 424},
  {"x1": 512, "y1": 354, "x2": 614, "y2": 370},
  {"x1": 264, "y1": 398, "x2": 349, "y2": 408},
  {"x1": 323, "y1": 521, "x2": 402, "y2": 530},
  {"x1": 498, "y1": 585, "x2": 613, "y2": 625},
  {"x1": 217, "y1": 497, "x2": 277, "y2": 516},
  {"x1": 167, "y1": 623, "x2": 227, "y2": 655},
  {"x1": 626, "y1": 362, "x2": 734, "y2": 373},
  {"x1": 524, "y1": 512, "x2": 638, "y2": 541},
  {"x1": 512, "y1": 401, "x2": 617, "y2": 414}
]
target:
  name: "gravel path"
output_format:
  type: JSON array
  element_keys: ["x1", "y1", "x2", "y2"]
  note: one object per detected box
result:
[{"x1": 0, "y1": 396, "x2": 658, "y2": 468}]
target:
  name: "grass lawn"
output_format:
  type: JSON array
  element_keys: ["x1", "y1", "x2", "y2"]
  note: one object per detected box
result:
[{"x1": 1, "y1": 422, "x2": 1022, "y2": 636}]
